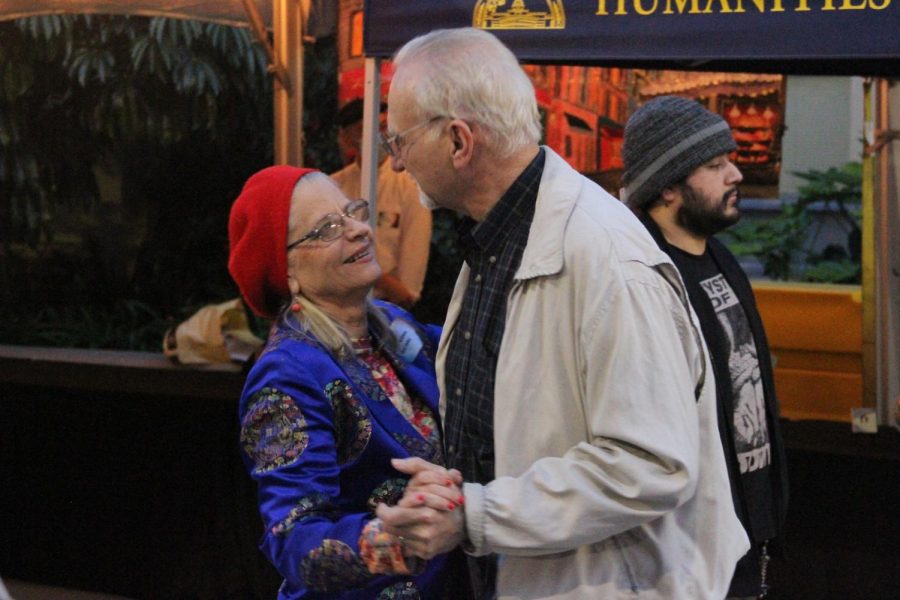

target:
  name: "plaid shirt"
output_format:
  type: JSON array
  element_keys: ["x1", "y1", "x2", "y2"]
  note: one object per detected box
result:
[{"x1": 443, "y1": 149, "x2": 544, "y2": 486}]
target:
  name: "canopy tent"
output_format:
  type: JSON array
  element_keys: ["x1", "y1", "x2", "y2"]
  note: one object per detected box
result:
[
  {"x1": 360, "y1": 0, "x2": 900, "y2": 427},
  {"x1": 363, "y1": 0, "x2": 900, "y2": 76},
  {"x1": 1, "y1": 1, "x2": 896, "y2": 426}
]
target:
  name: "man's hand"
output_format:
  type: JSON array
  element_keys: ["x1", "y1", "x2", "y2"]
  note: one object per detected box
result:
[
  {"x1": 376, "y1": 502, "x2": 464, "y2": 559},
  {"x1": 376, "y1": 457, "x2": 467, "y2": 559}
]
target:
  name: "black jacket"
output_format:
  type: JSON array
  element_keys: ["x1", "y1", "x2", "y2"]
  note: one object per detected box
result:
[{"x1": 641, "y1": 216, "x2": 789, "y2": 595}]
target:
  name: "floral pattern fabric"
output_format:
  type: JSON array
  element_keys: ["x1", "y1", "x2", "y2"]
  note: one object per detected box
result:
[
  {"x1": 271, "y1": 493, "x2": 335, "y2": 537},
  {"x1": 240, "y1": 387, "x2": 309, "y2": 474},
  {"x1": 353, "y1": 337, "x2": 440, "y2": 450},
  {"x1": 325, "y1": 379, "x2": 372, "y2": 464},
  {"x1": 299, "y1": 539, "x2": 372, "y2": 592},
  {"x1": 366, "y1": 478, "x2": 408, "y2": 512},
  {"x1": 359, "y1": 519, "x2": 420, "y2": 576},
  {"x1": 376, "y1": 581, "x2": 421, "y2": 599},
  {"x1": 237, "y1": 301, "x2": 453, "y2": 599}
]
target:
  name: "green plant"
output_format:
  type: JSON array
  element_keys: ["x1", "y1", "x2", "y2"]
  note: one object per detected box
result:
[
  {"x1": 0, "y1": 16, "x2": 345, "y2": 351},
  {"x1": 726, "y1": 162, "x2": 862, "y2": 283},
  {"x1": 0, "y1": 15, "x2": 272, "y2": 313},
  {"x1": 0, "y1": 300, "x2": 170, "y2": 350}
]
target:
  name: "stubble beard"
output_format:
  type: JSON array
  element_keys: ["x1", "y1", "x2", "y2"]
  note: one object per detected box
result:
[{"x1": 416, "y1": 183, "x2": 441, "y2": 211}]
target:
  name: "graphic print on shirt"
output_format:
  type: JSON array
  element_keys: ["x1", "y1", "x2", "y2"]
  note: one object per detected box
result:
[{"x1": 700, "y1": 273, "x2": 771, "y2": 474}]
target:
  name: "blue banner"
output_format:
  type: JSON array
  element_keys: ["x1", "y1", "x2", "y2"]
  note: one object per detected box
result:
[{"x1": 364, "y1": 0, "x2": 900, "y2": 74}]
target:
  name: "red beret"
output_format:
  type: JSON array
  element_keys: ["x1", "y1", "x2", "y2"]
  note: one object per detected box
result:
[{"x1": 228, "y1": 166, "x2": 318, "y2": 318}]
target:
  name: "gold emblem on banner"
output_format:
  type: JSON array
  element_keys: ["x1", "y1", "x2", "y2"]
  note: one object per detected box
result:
[{"x1": 473, "y1": 1, "x2": 566, "y2": 30}]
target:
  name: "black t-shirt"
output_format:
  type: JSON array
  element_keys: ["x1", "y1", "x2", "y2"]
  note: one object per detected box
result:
[{"x1": 671, "y1": 246, "x2": 777, "y2": 543}]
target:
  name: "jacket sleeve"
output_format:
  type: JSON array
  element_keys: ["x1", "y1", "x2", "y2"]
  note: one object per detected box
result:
[
  {"x1": 238, "y1": 348, "x2": 396, "y2": 592},
  {"x1": 463, "y1": 262, "x2": 705, "y2": 557}
]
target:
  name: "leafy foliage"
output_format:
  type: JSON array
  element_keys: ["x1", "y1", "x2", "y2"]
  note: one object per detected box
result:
[
  {"x1": 302, "y1": 35, "x2": 342, "y2": 172},
  {"x1": 726, "y1": 162, "x2": 862, "y2": 283},
  {"x1": 0, "y1": 14, "x2": 272, "y2": 241},
  {"x1": 0, "y1": 300, "x2": 170, "y2": 350},
  {"x1": 0, "y1": 15, "x2": 284, "y2": 349}
]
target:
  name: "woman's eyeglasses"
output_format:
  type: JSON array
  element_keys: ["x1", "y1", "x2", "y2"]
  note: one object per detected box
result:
[{"x1": 287, "y1": 199, "x2": 370, "y2": 249}]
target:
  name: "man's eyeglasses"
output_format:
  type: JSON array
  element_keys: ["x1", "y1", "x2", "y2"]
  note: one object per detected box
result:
[
  {"x1": 287, "y1": 199, "x2": 369, "y2": 249},
  {"x1": 380, "y1": 115, "x2": 449, "y2": 158}
]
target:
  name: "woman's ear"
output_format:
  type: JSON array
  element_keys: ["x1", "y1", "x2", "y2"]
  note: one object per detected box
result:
[{"x1": 287, "y1": 274, "x2": 300, "y2": 297}]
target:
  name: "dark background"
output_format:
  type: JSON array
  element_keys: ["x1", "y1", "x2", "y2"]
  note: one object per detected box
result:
[{"x1": 1, "y1": 352, "x2": 898, "y2": 599}]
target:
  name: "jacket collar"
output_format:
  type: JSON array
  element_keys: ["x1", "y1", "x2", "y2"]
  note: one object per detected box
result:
[{"x1": 514, "y1": 147, "x2": 583, "y2": 281}]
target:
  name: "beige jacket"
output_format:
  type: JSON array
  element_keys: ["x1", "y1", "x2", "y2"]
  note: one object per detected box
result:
[{"x1": 437, "y1": 148, "x2": 748, "y2": 599}]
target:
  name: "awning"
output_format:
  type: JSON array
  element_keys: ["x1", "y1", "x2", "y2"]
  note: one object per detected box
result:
[
  {"x1": 639, "y1": 72, "x2": 783, "y2": 101},
  {"x1": 364, "y1": 0, "x2": 900, "y2": 76},
  {"x1": 0, "y1": 1, "x2": 271, "y2": 28}
]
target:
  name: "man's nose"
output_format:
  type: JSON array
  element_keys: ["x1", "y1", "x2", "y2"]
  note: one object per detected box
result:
[
  {"x1": 389, "y1": 153, "x2": 406, "y2": 173},
  {"x1": 728, "y1": 161, "x2": 743, "y2": 185}
]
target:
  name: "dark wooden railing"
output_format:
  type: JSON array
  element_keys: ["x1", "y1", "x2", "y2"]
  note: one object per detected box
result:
[{"x1": 1, "y1": 346, "x2": 897, "y2": 598}]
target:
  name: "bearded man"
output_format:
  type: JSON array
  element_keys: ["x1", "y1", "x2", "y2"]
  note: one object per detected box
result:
[{"x1": 622, "y1": 95, "x2": 789, "y2": 600}]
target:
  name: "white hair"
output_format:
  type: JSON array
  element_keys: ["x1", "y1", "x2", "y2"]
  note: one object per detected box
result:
[
  {"x1": 280, "y1": 294, "x2": 394, "y2": 361},
  {"x1": 285, "y1": 173, "x2": 395, "y2": 358},
  {"x1": 393, "y1": 27, "x2": 541, "y2": 158}
]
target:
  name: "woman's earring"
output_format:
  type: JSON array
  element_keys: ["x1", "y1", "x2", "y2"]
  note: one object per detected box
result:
[{"x1": 290, "y1": 297, "x2": 302, "y2": 313}]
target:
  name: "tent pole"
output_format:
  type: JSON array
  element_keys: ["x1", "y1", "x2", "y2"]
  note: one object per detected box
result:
[
  {"x1": 861, "y1": 80, "x2": 877, "y2": 411},
  {"x1": 360, "y1": 57, "x2": 382, "y2": 227},
  {"x1": 272, "y1": 0, "x2": 305, "y2": 165},
  {"x1": 875, "y1": 79, "x2": 900, "y2": 428}
]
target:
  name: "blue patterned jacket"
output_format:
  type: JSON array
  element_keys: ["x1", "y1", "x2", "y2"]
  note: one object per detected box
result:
[{"x1": 238, "y1": 301, "x2": 453, "y2": 599}]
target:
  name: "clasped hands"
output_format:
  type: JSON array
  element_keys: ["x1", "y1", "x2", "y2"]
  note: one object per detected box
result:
[{"x1": 376, "y1": 457, "x2": 466, "y2": 560}]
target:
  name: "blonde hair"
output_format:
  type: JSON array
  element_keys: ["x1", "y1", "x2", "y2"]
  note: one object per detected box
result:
[{"x1": 281, "y1": 295, "x2": 395, "y2": 360}]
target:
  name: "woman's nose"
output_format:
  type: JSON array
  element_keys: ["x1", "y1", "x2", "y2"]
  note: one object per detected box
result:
[{"x1": 344, "y1": 214, "x2": 372, "y2": 239}]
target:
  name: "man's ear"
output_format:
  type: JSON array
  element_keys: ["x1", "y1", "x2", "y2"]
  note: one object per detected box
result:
[
  {"x1": 448, "y1": 119, "x2": 474, "y2": 167},
  {"x1": 660, "y1": 185, "x2": 680, "y2": 207}
]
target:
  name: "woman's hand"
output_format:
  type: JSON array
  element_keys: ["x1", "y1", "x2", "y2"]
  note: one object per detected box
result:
[{"x1": 392, "y1": 457, "x2": 464, "y2": 511}]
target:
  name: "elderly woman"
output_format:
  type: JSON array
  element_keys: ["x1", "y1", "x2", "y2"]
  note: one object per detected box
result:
[{"x1": 228, "y1": 167, "x2": 465, "y2": 599}]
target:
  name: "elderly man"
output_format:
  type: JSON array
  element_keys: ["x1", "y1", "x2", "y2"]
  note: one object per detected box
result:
[{"x1": 376, "y1": 27, "x2": 747, "y2": 599}]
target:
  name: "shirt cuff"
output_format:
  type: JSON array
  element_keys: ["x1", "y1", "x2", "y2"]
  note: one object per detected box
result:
[{"x1": 462, "y1": 482, "x2": 490, "y2": 556}]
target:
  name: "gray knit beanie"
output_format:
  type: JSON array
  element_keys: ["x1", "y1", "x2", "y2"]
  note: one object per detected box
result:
[{"x1": 621, "y1": 96, "x2": 736, "y2": 211}]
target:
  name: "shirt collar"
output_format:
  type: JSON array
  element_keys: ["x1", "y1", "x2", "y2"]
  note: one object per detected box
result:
[
  {"x1": 472, "y1": 148, "x2": 544, "y2": 250},
  {"x1": 465, "y1": 148, "x2": 545, "y2": 253}
]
